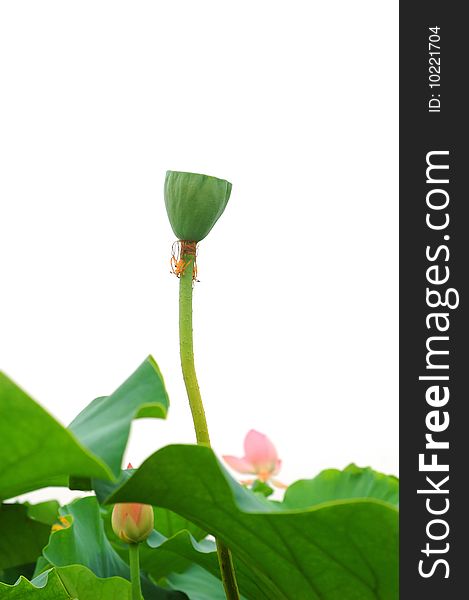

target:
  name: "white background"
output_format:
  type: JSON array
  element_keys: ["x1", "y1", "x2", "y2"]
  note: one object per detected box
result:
[{"x1": 0, "y1": 1, "x2": 398, "y2": 503}]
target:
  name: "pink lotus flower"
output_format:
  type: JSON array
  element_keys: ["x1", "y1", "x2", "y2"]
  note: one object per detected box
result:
[
  {"x1": 223, "y1": 430, "x2": 287, "y2": 488},
  {"x1": 111, "y1": 463, "x2": 154, "y2": 544}
]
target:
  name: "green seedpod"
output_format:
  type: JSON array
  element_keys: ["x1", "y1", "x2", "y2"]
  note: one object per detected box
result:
[{"x1": 164, "y1": 170, "x2": 232, "y2": 242}]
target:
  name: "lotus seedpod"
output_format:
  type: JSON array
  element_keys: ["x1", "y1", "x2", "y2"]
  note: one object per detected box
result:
[{"x1": 164, "y1": 170, "x2": 232, "y2": 242}]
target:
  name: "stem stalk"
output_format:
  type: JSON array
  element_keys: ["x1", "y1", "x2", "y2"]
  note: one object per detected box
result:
[
  {"x1": 178, "y1": 250, "x2": 240, "y2": 600},
  {"x1": 129, "y1": 543, "x2": 142, "y2": 600}
]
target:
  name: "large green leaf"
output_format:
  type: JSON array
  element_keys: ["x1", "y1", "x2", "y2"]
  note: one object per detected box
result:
[
  {"x1": 283, "y1": 464, "x2": 399, "y2": 509},
  {"x1": 43, "y1": 497, "x2": 186, "y2": 600},
  {"x1": 0, "y1": 568, "x2": 66, "y2": 598},
  {"x1": 26, "y1": 501, "x2": 61, "y2": 526},
  {"x1": 69, "y1": 356, "x2": 169, "y2": 477},
  {"x1": 166, "y1": 564, "x2": 232, "y2": 600},
  {"x1": 32, "y1": 557, "x2": 52, "y2": 580},
  {"x1": 142, "y1": 531, "x2": 212, "y2": 582},
  {"x1": 0, "y1": 504, "x2": 52, "y2": 570},
  {"x1": 43, "y1": 497, "x2": 130, "y2": 579},
  {"x1": 140, "y1": 530, "x2": 268, "y2": 600},
  {"x1": 0, "y1": 563, "x2": 36, "y2": 586},
  {"x1": 109, "y1": 445, "x2": 399, "y2": 600},
  {"x1": 153, "y1": 508, "x2": 206, "y2": 541},
  {"x1": 139, "y1": 465, "x2": 397, "y2": 596},
  {"x1": 0, "y1": 565, "x2": 134, "y2": 599},
  {"x1": 0, "y1": 373, "x2": 110, "y2": 501},
  {"x1": 47, "y1": 566, "x2": 132, "y2": 599},
  {"x1": 0, "y1": 357, "x2": 169, "y2": 501}
]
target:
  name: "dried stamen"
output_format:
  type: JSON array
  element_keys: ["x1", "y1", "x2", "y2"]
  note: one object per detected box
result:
[{"x1": 170, "y1": 240, "x2": 199, "y2": 281}]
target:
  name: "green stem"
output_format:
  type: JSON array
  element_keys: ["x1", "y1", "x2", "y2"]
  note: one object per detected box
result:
[
  {"x1": 178, "y1": 253, "x2": 210, "y2": 446},
  {"x1": 216, "y1": 539, "x2": 241, "y2": 598},
  {"x1": 128, "y1": 543, "x2": 142, "y2": 600},
  {"x1": 178, "y1": 250, "x2": 240, "y2": 600}
]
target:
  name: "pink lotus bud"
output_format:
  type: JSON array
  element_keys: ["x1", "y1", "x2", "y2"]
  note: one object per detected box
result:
[
  {"x1": 223, "y1": 430, "x2": 286, "y2": 488},
  {"x1": 111, "y1": 502, "x2": 154, "y2": 544},
  {"x1": 111, "y1": 464, "x2": 154, "y2": 543}
]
